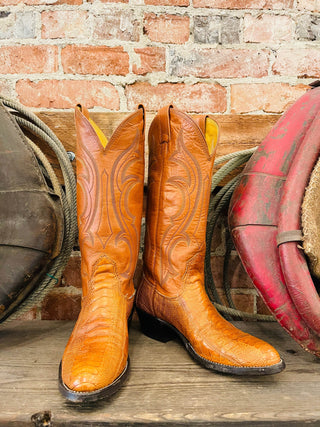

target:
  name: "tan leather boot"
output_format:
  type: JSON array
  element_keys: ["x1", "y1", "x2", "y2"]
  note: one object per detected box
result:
[
  {"x1": 136, "y1": 105, "x2": 285, "y2": 375},
  {"x1": 59, "y1": 105, "x2": 145, "y2": 402}
]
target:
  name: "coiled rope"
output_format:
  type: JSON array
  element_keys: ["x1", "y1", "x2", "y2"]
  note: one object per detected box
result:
[
  {"x1": 0, "y1": 96, "x2": 77, "y2": 323},
  {"x1": 206, "y1": 148, "x2": 275, "y2": 322}
]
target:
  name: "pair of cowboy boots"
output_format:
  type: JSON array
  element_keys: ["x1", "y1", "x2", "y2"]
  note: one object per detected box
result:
[{"x1": 59, "y1": 104, "x2": 285, "y2": 403}]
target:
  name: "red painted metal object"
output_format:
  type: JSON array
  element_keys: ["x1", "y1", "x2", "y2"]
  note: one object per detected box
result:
[
  {"x1": 278, "y1": 112, "x2": 320, "y2": 336},
  {"x1": 229, "y1": 87, "x2": 320, "y2": 356}
]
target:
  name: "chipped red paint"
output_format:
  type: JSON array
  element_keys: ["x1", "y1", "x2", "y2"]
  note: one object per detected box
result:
[{"x1": 229, "y1": 87, "x2": 320, "y2": 356}]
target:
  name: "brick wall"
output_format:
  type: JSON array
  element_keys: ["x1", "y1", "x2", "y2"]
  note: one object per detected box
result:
[
  {"x1": 0, "y1": 0, "x2": 319, "y2": 113},
  {"x1": 1, "y1": 0, "x2": 319, "y2": 320}
]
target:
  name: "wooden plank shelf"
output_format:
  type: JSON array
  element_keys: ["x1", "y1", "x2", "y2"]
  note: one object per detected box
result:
[{"x1": 0, "y1": 320, "x2": 320, "y2": 426}]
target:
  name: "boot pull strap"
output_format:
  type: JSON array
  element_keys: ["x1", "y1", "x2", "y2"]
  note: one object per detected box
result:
[
  {"x1": 193, "y1": 115, "x2": 206, "y2": 135},
  {"x1": 158, "y1": 104, "x2": 173, "y2": 144},
  {"x1": 76, "y1": 104, "x2": 90, "y2": 119}
]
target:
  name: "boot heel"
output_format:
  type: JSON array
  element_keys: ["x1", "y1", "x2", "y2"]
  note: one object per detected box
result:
[{"x1": 136, "y1": 308, "x2": 176, "y2": 343}]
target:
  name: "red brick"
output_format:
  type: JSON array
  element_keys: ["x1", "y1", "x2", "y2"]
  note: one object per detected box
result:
[
  {"x1": 145, "y1": 0, "x2": 189, "y2": 4},
  {"x1": 273, "y1": 48, "x2": 320, "y2": 78},
  {"x1": 216, "y1": 290, "x2": 255, "y2": 314},
  {"x1": 170, "y1": 48, "x2": 270, "y2": 78},
  {"x1": 0, "y1": 46, "x2": 58, "y2": 74},
  {"x1": 41, "y1": 288, "x2": 81, "y2": 320},
  {"x1": 231, "y1": 83, "x2": 308, "y2": 113},
  {"x1": 16, "y1": 80, "x2": 120, "y2": 109},
  {"x1": 93, "y1": 11, "x2": 140, "y2": 42},
  {"x1": 209, "y1": 215, "x2": 226, "y2": 253},
  {"x1": 193, "y1": 0, "x2": 293, "y2": 8},
  {"x1": 210, "y1": 256, "x2": 224, "y2": 289},
  {"x1": 61, "y1": 45, "x2": 129, "y2": 75},
  {"x1": 144, "y1": 13, "x2": 190, "y2": 44},
  {"x1": 210, "y1": 255, "x2": 255, "y2": 290},
  {"x1": 257, "y1": 296, "x2": 273, "y2": 316},
  {"x1": 41, "y1": 11, "x2": 89, "y2": 39},
  {"x1": 297, "y1": 0, "x2": 320, "y2": 11},
  {"x1": 230, "y1": 293, "x2": 255, "y2": 314},
  {"x1": 88, "y1": 0, "x2": 128, "y2": 2},
  {"x1": 132, "y1": 47, "x2": 166, "y2": 75},
  {"x1": 61, "y1": 253, "x2": 81, "y2": 289},
  {"x1": 243, "y1": 13, "x2": 294, "y2": 43},
  {"x1": 0, "y1": 0, "x2": 81, "y2": 3},
  {"x1": 125, "y1": 82, "x2": 227, "y2": 113}
]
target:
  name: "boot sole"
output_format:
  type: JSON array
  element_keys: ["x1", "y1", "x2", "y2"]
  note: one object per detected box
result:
[
  {"x1": 58, "y1": 358, "x2": 129, "y2": 404},
  {"x1": 136, "y1": 307, "x2": 285, "y2": 376}
]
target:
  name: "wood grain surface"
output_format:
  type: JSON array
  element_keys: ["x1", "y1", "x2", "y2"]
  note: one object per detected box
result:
[
  {"x1": 34, "y1": 112, "x2": 281, "y2": 184},
  {"x1": 0, "y1": 320, "x2": 319, "y2": 426}
]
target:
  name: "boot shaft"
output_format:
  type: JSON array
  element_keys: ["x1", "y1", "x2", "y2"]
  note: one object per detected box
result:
[
  {"x1": 75, "y1": 105, "x2": 145, "y2": 296},
  {"x1": 143, "y1": 105, "x2": 218, "y2": 296}
]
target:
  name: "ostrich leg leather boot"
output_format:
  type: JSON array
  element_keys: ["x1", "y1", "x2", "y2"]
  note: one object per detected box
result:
[
  {"x1": 136, "y1": 105, "x2": 285, "y2": 375},
  {"x1": 59, "y1": 105, "x2": 145, "y2": 403}
]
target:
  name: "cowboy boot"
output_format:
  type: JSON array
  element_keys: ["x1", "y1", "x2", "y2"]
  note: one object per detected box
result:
[
  {"x1": 59, "y1": 105, "x2": 145, "y2": 402},
  {"x1": 136, "y1": 105, "x2": 285, "y2": 375}
]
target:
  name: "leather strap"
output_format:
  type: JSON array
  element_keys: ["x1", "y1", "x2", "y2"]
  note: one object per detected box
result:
[
  {"x1": 157, "y1": 105, "x2": 173, "y2": 143},
  {"x1": 193, "y1": 115, "x2": 207, "y2": 135},
  {"x1": 276, "y1": 230, "x2": 304, "y2": 246},
  {"x1": 76, "y1": 104, "x2": 90, "y2": 119}
]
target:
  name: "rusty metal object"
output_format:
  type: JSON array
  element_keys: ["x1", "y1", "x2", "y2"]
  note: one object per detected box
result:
[
  {"x1": 0, "y1": 102, "x2": 64, "y2": 322},
  {"x1": 229, "y1": 87, "x2": 320, "y2": 356}
]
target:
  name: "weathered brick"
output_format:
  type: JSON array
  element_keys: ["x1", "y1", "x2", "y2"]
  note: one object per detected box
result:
[
  {"x1": 193, "y1": 0, "x2": 293, "y2": 8},
  {"x1": 61, "y1": 45, "x2": 129, "y2": 75},
  {"x1": 0, "y1": 11, "x2": 35, "y2": 39},
  {"x1": 273, "y1": 48, "x2": 320, "y2": 78},
  {"x1": 297, "y1": 14, "x2": 320, "y2": 41},
  {"x1": 0, "y1": 79, "x2": 15, "y2": 98},
  {"x1": 144, "y1": 13, "x2": 190, "y2": 44},
  {"x1": 61, "y1": 253, "x2": 81, "y2": 289},
  {"x1": 169, "y1": 47, "x2": 270, "y2": 78},
  {"x1": 16, "y1": 79, "x2": 120, "y2": 109},
  {"x1": 145, "y1": 0, "x2": 189, "y2": 4},
  {"x1": 93, "y1": 10, "x2": 140, "y2": 41},
  {"x1": 244, "y1": 13, "x2": 294, "y2": 43},
  {"x1": 41, "y1": 11, "x2": 89, "y2": 39},
  {"x1": 194, "y1": 15, "x2": 220, "y2": 44},
  {"x1": 221, "y1": 16, "x2": 241, "y2": 44},
  {"x1": 297, "y1": 0, "x2": 320, "y2": 11},
  {"x1": 132, "y1": 47, "x2": 166, "y2": 74},
  {"x1": 0, "y1": 46, "x2": 58, "y2": 74},
  {"x1": 41, "y1": 288, "x2": 81, "y2": 320},
  {"x1": 0, "y1": 0, "x2": 82, "y2": 3},
  {"x1": 231, "y1": 83, "x2": 308, "y2": 113},
  {"x1": 125, "y1": 82, "x2": 227, "y2": 113},
  {"x1": 194, "y1": 15, "x2": 240, "y2": 45}
]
